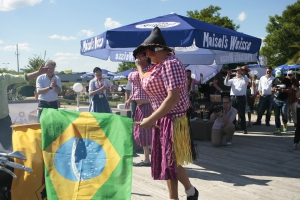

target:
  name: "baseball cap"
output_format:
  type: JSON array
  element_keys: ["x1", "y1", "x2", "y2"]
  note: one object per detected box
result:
[
  {"x1": 222, "y1": 64, "x2": 229, "y2": 69},
  {"x1": 287, "y1": 70, "x2": 293, "y2": 75},
  {"x1": 275, "y1": 70, "x2": 283, "y2": 78}
]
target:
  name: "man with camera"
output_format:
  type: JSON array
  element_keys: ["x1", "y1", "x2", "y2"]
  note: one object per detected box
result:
[
  {"x1": 272, "y1": 70, "x2": 291, "y2": 133},
  {"x1": 224, "y1": 66, "x2": 249, "y2": 134},
  {"x1": 213, "y1": 64, "x2": 231, "y2": 98},
  {"x1": 210, "y1": 96, "x2": 237, "y2": 147}
]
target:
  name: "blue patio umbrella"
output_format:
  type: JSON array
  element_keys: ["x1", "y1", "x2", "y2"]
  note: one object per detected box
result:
[
  {"x1": 273, "y1": 64, "x2": 300, "y2": 74},
  {"x1": 80, "y1": 13, "x2": 261, "y2": 65},
  {"x1": 80, "y1": 69, "x2": 115, "y2": 78},
  {"x1": 113, "y1": 68, "x2": 135, "y2": 80}
]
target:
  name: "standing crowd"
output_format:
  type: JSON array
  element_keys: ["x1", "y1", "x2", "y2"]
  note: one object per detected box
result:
[{"x1": 210, "y1": 64, "x2": 300, "y2": 151}]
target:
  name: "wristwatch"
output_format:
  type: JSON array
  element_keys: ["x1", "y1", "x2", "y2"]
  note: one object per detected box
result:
[
  {"x1": 220, "y1": 90, "x2": 223, "y2": 93},
  {"x1": 49, "y1": 86, "x2": 52, "y2": 89}
]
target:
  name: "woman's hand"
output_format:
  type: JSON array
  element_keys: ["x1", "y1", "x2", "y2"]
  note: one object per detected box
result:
[
  {"x1": 136, "y1": 117, "x2": 155, "y2": 129},
  {"x1": 125, "y1": 99, "x2": 131, "y2": 109}
]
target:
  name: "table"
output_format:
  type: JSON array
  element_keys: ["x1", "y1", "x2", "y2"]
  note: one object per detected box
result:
[{"x1": 190, "y1": 119, "x2": 214, "y2": 141}]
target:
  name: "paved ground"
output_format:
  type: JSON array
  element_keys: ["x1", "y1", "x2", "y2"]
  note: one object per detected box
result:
[{"x1": 131, "y1": 114, "x2": 300, "y2": 200}]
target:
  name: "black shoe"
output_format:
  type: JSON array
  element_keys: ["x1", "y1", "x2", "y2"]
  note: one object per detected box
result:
[
  {"x1": 235, "y1": 125, "x2": 241, "y2": 130},
  {"x1": 252, "y1": 122, "x2": 261, "y2": 125},
  {"x1": 243, "y1": 130, "x2": 248, "y2": 134},
  {"x1": 187, "y1": 187, "x2": 199, "y2": 200}
]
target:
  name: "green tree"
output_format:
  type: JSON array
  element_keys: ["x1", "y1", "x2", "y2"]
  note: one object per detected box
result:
[
  {"x1": 20, "y1": 55, "x2": 45, "y2": 86},
  {"x1": 287, "y1": 42, "x2": 300, "y2": 64},
  {"x1": 8, "y1": 55, "x2": 45, "y2": 98},
  {"x1": 260, "y1": 0, "x2": 300, "y2": 67},
  {"x1": 117, "y1": 62, "x2": 135, "y2": 73},
  {"x1": 187, "y1": 5, "x2": 240, "y2": 30}
]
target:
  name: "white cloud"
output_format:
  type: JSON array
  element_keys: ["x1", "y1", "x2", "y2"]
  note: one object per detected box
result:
[
  {"x1": 50, "y1": 0, "x2": 55, "y2": 3},
  {"x1": 49, "y1": 35, "x2": 77, "y2": 40},
  {"x1": 0, "y1": 0, "x2": 42, "y2": 11},
  {"x1": 237, "y1": 12, "x2": 247, "y2": 21},
  {"x1": 104, "y1": 18, "x2": 122, "y2": 29},
  {"x1": 55, "y1": 52, "x2": 80, "y2": 57},
  {"x1": 78, "y1": 30, "x2": 94, "y2": 37},
  {"x1": 0, "y1": 43, "x2": 31, "y2": 51},
  {"x1": 0, "y1": 39, "x2": 3, "y2": 44},
  {"x1": 54, "y1": 52, "x2": 79, "y2": 65}
]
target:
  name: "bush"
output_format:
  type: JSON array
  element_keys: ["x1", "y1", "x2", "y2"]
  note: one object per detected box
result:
[
  {"x1": 7, "y1": 91, "x2": 26, "y2": 100},
  {"x1": 61, "y1": 87, "x2": 77, "y2": 100}
]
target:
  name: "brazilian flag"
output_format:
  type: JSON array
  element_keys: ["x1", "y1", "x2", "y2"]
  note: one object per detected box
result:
[{"x1": 40, "y1": 109, "x2": 133, "y2": 200}]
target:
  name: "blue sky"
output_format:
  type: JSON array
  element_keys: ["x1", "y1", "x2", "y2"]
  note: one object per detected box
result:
[{"x1": 0, "y1": 0, "x2": 297, "y2": 73}]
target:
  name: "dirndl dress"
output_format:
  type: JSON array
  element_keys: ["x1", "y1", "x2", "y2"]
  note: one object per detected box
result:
[
  {"x1": 133, "y1": 103, "x2": 152, "y2": 147},
  {"x1": 89, "y1": 94, "x2": 112, "y2": 113}
]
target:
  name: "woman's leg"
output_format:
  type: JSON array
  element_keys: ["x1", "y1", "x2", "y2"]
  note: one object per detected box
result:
[
  {"x1": 177, "y1": 165, "x2": 191, "y2": 190},
  {"x1": 166, "y1": 165, "x2": 191, "y2": 199},
  {"x1": 143, "y1": 146, "x2": 151, "y2": 163},
  {"x1": 247, "y1": 112, "x2": 252, "y2": 127}
]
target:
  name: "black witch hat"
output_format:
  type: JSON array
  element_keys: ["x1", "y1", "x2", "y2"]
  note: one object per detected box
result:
[{"x1": 133, "y1": 27, "x2": 173, "y2": 56}]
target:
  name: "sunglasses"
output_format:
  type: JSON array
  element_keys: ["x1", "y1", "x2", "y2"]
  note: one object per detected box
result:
[{"x1": 288, "y1": 74, "x2": 293, "y2": 76}]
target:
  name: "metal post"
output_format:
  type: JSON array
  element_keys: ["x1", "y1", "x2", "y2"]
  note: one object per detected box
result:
[
  {"x1": 15, "y1": 44, "x2": 20, "y2": 74},
  {"x1": 77, "y1": 93, "x2": 80, "y2": 108}
]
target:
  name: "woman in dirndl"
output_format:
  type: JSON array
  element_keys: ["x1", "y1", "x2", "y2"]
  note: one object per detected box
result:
[
  {"x1": 88, "y1": 67, "x2": 112, "y2": 113},
  {"x1": 125, "y1": 48, "x2": 153, "y2": 166},
  {"x1": 134, "y1": 27, "x2": 198, "y2": 200}
]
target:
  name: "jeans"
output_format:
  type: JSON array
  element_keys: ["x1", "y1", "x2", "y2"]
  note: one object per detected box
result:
[
  {"x1": 273, "y1": 98, "x2": 288, "y2": 128},
  {"x1": 231, "y1": 96, "x2": 246, "y2": 131},
  {"x1": 294, "y1": 107, "x2": 300, "y2": 144},
  {"x1": 288, "y1": 102, "x2": 297, "y2": 124},
  {"x1": 0, "y1": 115, "x2": 13, "y2": 150},
  {"x1": 38, "y1": 100, "x2": 58, "y2": 122},
  {"x1": 256, "y1": 95, "x2": 273, "y2": 124}
]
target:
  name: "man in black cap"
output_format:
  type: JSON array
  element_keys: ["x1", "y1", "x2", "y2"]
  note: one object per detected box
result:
[{"x1": 134, "y1": 27, "x2": 198, "y2": 200}]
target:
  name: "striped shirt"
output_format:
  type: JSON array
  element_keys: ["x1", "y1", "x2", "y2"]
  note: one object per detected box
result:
[
  {"x1": 141, "y1": 55, "x2": 189, "y2": 118},
  {"x1": 128, "y1": 65, "x2": 152, "y2": 101}
]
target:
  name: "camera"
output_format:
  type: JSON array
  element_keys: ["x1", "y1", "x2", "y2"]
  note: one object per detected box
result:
[
  {"x1": 274, "y1": 84, "x2": 286, "y2": 98},
  {"x1": 213, "y1": 105, "x2": 223, "y2": 113}
]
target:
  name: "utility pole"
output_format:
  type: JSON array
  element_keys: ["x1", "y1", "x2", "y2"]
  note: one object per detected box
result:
[{"x1": 15, "y1": 44, "x2": 20, "y2": 74}]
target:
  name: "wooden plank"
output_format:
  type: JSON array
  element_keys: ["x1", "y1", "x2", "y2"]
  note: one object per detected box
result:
[{"x1": 130, "y1": 114, "x2": 300, "y2": 200}]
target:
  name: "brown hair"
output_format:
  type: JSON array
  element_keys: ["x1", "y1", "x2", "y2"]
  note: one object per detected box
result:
[{"x1": 222, "y1": 96, "x2": 231, "y2": 102}]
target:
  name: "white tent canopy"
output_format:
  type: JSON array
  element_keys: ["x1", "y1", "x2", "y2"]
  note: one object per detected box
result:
[{"x1": 185, "y1": 64, "x2": 221, "y2": 83}]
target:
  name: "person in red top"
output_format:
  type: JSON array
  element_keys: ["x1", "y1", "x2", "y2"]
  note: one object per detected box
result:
[
  {"x1": 125, "y1": 49, "x2": 152, "y2": 166},
  {"x1": 134, "y1": 27, "x2": 198, "y2": 200}
]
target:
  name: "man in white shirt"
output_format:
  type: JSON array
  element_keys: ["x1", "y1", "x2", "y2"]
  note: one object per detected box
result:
[
  {"x1": 253, "y1": 67, "x2": 275, "y2": 126},
  {"x1": 36, "y1": 60, "x2": 62, "y2": 121},
  {"x1": 224, "y1": 66, "x2": 249, "y2": 134}
]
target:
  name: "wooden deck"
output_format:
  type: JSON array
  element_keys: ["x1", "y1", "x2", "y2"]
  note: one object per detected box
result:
[{"x1": 131, "y1": 115, "x2": 300, "y2": 200}]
